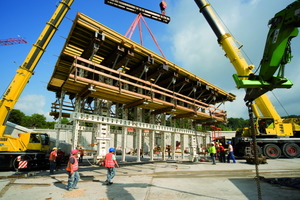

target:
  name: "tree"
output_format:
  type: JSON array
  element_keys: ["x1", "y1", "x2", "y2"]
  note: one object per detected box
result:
[
  {"x1": 45, "y1": 121, "x2": 56, "y2": 129},
  {"x1": 7, "y1": 109, "x2": 26, "y2": 125},
  {"x1": 60, "y1": 117, "x2": 70, "y2": 124},
  {"x1": 23, "y1": 113, "x2": 47, "y2": 129},
  {"x1": 226, "y1": 118, "x2": 249, "y2": 131}
]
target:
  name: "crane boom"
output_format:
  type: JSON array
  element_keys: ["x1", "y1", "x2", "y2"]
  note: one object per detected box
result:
[
  {"x1": 195, "y1": 0, "x2": 293, "y2": 136},
  {"x1": 233, "y1": 1, "x2": 300, "y2": 102},
  {"x1": 0, "y1": 0, "x2": 74, "y2": 136},
  {"x1": 195, "y1": 0, "x2": 300, "y2": 160},
  {"x1": 193, "y1": 0, "x2": 282, "y2": 120},
  {"x1": 0, "y1": 37, "x2": 27, "y2": 46}
]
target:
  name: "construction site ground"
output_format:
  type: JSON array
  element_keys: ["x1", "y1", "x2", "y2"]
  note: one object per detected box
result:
[{"x1": 0, "y1": 155, "x2": 300, "y2": 200}]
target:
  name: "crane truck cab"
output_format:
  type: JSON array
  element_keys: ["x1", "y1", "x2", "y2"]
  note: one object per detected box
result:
[{"x1": 0, "y1": 132, "x2": 51, "y2": 170}]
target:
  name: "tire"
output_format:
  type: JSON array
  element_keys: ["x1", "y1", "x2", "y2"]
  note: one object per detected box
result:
[
  {"x1": 12, "y1": 155, "x2": 33, "y2": 171},
  {"x1": 263, "y1": 144, "x2": 281, "y2": 159},
  {"x1": 281, "y1": 143, "x2": 300, "y2": 158},
  {"x1": 249, "y1": 145, "x2": 263, "y2": 157}
]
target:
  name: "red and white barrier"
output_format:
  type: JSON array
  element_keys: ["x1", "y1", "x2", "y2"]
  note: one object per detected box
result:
[{"x1": 17, "y1": 156, "x2": 28, "y2": 169}]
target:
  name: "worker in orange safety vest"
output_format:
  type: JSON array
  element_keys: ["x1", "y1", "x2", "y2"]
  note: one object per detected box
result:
[
  {"x1": 66, "y1": 149, "x2": 80, "y2": 191},
  {"x1": 104, "y1": 147, "x2": 119, "y2": 185},
  {"x1": 49, "y1": 147, "x2": 57, "y2": 175}
]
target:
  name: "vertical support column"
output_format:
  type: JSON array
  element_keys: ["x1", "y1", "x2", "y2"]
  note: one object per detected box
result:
[
  {"x1": 95, "y1": 122, "x2": 111, "y2": 160},
  {"x1": 180, "y1": 118, "x2": 185, "y2": 159},
  {"x1": 72, "y1": 96, "x2": 82, "y2": 150},
  {"x1": 180, "y1": 134, "x2": 185, "y2": 159},
  {"x1": 121, "y1": 108, "x2": 128, "y2": 162},
  {"x1": 55, "y1": 91, "x2": 66, "y2": 147},
  {"x1": 188, "y1": 120, "x2": 198, "y2": 162},
  {"x1": 114, "y1": 131, "x2": 118, "y2": 150},
  {"x1": 78, "y1": 130, "x2": 83, "y2": 147},
  {"x1": 161, "y1": 113, "x2": 166, "y2": 160},
  {"x1": 72, "y1": 120, "x2": 80, "y2": 149},
  {"x1": 169, "y1": 117, "x2": 176, "y2": 160},
  {"x1": 161, "y1": 132, "x2": 166, "y2": 161},
  {"x1": 114, "y1": 103, "x2": 121, "y2": 150},
  {"x1": 203, "y1": 134, "x2": 208, "y2": 160},
  {"x1": 136, "y1": 129, "x2": 142, "y2": 162},
  {"x1": 92, "y1": 99, "x2": 100, "y2": 163},
  {"x1": 95, "y1": 100, "x2": 111, "y2": 161},
  {"x1": 141, "y1": 130, "x2": 145, "y2": 158},
  {"x1": 170, "y1": 133, "x2": 176, "y2": 160},
  {"x1": 149, "y1": 113, "x2": 155, "y2": 161},
  {"x1": 134, "y1": 106, "x2": 143, "y2": 162}
]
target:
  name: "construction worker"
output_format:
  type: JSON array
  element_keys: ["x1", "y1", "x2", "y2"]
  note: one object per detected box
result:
[
  {"x1": 55, "y1": 148, "x2": 65, "y2": 171},
  {"x1": 166, "y1": 145, "x2": 171, "y2": 158},
  {"x1": 218, "y1": 143, "x2": 226, "y2": 163},
  {"x1": 79, "y1": 147, "x2": 84, "y2": 163},
  {"x1": 49, "y1": 147, "x2": 57, "y2": 175},
  {"x1": 227, "y1": 141, "x2": 236, "y2": 163},
  {"x1": 208, "y1": 143, "x2": 217, "y2": 165},
  {"x1": 66, "y1": 149, "x2": 80, "y2": 191},
  {"x1": 104, "y1": 148, "x2": 119, "y2": 185},
  {"x1": 159, "y1": 1, "x2": 167, "y2": 15}
]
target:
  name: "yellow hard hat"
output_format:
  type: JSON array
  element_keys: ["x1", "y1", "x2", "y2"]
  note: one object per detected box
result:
[{"x1": 53, "y1": 147, "x2": 57, "y2": 150}]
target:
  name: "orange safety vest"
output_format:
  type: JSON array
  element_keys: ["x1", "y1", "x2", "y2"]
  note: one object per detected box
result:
[
  {"x1": 49, "y1": 151, "x2": 57, "y2": 161},
  {"x1": 104, "y1": 153, "x2": 115, "y2": 168},
  {"x1": 66, "y1": 156, "x2": 79, "y2": 171}
]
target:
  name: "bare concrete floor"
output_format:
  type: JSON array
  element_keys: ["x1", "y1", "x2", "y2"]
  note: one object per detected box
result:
[{"x1": 0, "y1": 156, "x2": 300, "y2": 200}]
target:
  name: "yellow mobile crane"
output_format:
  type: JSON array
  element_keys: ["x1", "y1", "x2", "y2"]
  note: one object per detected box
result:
[
  {"x1": 0, "y1": 0, "x2": 74, "y2": 170},
  {"x1": 194, "y1": 0, "x2": 300, "y2": 158}
]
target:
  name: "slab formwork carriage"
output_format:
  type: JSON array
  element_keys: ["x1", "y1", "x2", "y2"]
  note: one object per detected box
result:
[{"x1": 47, "y1": 12, "x2": 235, "y2": 162}]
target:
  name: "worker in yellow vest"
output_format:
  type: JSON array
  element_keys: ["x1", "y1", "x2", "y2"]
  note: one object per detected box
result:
[
  {"x1": 208, "y1": 143, "x2": 217, "y2": 165},
  {"x1": 66, "y1": 149, "x2": 80, "y2": 191}
]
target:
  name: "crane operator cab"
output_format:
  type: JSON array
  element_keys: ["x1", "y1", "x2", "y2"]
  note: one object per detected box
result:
[{"x1": 257, "y1": 118, "x2": 274, "y2": 135}]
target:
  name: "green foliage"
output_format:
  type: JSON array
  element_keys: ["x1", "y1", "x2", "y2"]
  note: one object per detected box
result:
[
  {"x1": 8, "y1": 109, "x2": 26, "y2": 125},
  {"x1": 60, "y1": 117, "x2": 70, "y2": 124},
  {"x1": 23, "y1": 113, "x2": 47, "y2": 128},
  {"x1": 8, "y1": 109, "x2": 57, "y2": 129},
  {"x1": 45, "y1": 121, "x2": 56, "y2": 129},
  {"x1": 214, "y1": 117, "x2": 249, "y2": 131}
]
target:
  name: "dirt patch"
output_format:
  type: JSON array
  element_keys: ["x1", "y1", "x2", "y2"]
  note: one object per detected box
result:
[{"x1": 63, "y1": 188, "x2": 87, "y2": 198}]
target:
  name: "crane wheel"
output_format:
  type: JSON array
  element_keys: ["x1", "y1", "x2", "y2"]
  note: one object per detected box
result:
[
  {"x1": 249, "y1": 145, "x2": 263, "y2": 157},
  {"x1": 281, "y1": 143, "x2": 300, "y2": 158},
  {"x1": 263, "y1": 144, "x2": 281, "y2": 159}
]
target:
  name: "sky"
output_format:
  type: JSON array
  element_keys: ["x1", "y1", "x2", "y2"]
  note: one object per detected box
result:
[{"x1": 1, "y1": 0, "x2": 299, "y2": 122}]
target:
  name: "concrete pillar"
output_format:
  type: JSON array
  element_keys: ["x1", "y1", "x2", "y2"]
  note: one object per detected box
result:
[
  {"x1": 72, "y1": 120, "x2": 80, "y2": 149},
  {"x1": 161, "y1": 132, "x2": 166, "y2": 161},
  {"x1": 188, "y1": 120, "x2": 198, "y2": 162},
  {"x1": 55, "y1": 91, "x2": 66, "y2": 147},
  {"x1": 180, "y1": 118, "x2": 185, "y2": 159},
  {"x1": 136, "y1": 129, "x2": 142, "y2": 162},
  {"x1": 171, "y1": 133, "x2": 176, "y2": 159},
  {"x1": 121, "y1": 108, "x2": 128, "y2": 162},
  {"x1": 149, "y1": 113, "x2": 155, "y2": 161},
  {"x1": 134, "y1": 106, "x2": 143, "y2": 162}
]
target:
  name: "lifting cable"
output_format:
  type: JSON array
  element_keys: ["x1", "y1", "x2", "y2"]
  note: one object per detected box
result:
[
  {"x1": 271, "y1": 91, "x2": 290, "y2": 117},
  {"x1": 125, "y1": 13, "x2": 166, "y2": 58},
  {"x1": 246, "y1": 101, "x2": 262, "y2": 200}
]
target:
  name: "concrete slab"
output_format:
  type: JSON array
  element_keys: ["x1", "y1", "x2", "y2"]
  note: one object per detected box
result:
[{"x1": 0, "y1": 157, "x2": 300, "y2": 200}]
